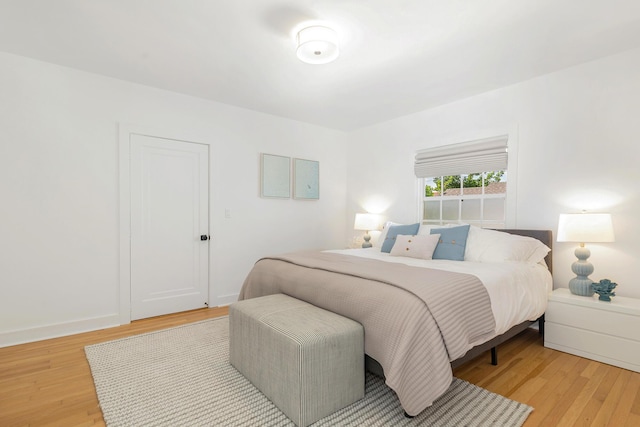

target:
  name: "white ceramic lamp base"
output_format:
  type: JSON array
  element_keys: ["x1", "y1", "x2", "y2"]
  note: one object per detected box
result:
[
  {"x1": 362, "y1": 232, "x2": 372, "y2": 248},
  {"x1": 569, "y1": 246, "x2": 595, "y2": 296}
]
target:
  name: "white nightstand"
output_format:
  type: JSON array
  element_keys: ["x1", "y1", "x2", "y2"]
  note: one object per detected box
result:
[{"x1": 544, "y1": 288, "x2": 640, "y2": 373}]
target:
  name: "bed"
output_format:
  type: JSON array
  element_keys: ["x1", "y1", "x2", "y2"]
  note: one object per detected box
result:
[{"x1": 238, "y1": 225, "x2": 552, "y2": 416}]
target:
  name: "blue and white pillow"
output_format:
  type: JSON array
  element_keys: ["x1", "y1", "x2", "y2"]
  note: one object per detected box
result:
[
  {"x1": 430, "y1": 224, "x2": 471, "y2": 261},
  {"x1": 380, "y1": 223, "x2": 420, "y2": 253}
]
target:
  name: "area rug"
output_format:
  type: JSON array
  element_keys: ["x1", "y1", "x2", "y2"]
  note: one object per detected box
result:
[{"x1": 85, "y1": 317, "x2": 533, "y2": 426}]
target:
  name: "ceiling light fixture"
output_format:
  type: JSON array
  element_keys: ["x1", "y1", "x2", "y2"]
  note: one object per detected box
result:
[{"x1": 296, "y1": 26, "x2": 339, "y2": 65}]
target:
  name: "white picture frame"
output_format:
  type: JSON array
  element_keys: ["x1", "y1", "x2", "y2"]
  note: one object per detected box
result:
[
  {"x1": 261, "y1": 153, "x2": 290, "y2": 198},
  {"x1": 293, "y1": 158, "x2": 319, "y2": 200}
]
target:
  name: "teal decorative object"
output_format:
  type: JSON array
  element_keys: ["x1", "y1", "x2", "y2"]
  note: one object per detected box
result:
[{"x1": 592, "y1": 279, "x2": 617, "y2": 301}]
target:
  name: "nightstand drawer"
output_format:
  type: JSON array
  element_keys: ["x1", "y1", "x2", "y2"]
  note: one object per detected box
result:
[
  {"x1": 545, "y1": 323, "x2": 640, "y2": 372},
  {"x1": 546, "y1": 300, "x2": 640, "y2": 341},
  {"x1": 545, "y1": 288, "x2": 640, "y2": 373}
]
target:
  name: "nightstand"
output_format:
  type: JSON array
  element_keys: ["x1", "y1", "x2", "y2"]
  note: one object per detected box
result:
[{"x1": 544, "y1": 288, "x2": 640, "y2": 373}]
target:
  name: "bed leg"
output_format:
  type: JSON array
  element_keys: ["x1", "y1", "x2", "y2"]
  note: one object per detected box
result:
[
  {"x1": 491, "y1": 347, "x2": 498, "y2": 366},
  {"x1": 539, "y1": 314, "x2": 545, "y2": 338},
  {"x1": 404, "y1": 411, "x2": 415, "y2": 419}
]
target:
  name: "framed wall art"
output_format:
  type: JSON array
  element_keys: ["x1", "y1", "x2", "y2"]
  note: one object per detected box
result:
[
  {"x1": 293, "y1": 158, "x2": 319, "y2": 200},
  {"x1": 261, "y1": 153, "x2": 290, "y2": 198}
]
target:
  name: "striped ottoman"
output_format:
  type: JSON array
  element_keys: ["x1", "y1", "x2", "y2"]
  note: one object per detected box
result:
[{"x1": 229, "y1": 294, "x2": 364, "y2": 427}]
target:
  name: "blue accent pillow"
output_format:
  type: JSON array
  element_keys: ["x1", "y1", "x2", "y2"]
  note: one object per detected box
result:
[
  {"x1": 430, "y1": 225, "x2": 471, "y2": 261},
  {"x1": 381, "y1": 223, "x2": 420, "y2": 253}
]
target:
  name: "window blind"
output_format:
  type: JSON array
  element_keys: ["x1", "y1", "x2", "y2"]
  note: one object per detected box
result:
[{"x1": 414, "y1": 135, "x2": 508, "y2": 178}]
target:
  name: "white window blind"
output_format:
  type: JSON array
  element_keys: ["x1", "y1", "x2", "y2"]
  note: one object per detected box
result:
[{"x1": 414, "y1": 135, "x2": 508, "y2": 178}]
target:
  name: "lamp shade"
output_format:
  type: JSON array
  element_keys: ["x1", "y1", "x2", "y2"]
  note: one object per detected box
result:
[
  {"x1": 354, "y1": 213, "x2": 382, "y2": 231},
  {"x1": 296, "y1": 26, "x2": 339, "y2": 64},
  {"x1": 557, "y1": 213, "x2": 615, "y2": 243}
]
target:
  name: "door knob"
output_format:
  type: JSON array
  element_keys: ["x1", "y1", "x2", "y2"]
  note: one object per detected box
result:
[{"x1": 200, "y1": 235, "x2": 209, "y2": 241}]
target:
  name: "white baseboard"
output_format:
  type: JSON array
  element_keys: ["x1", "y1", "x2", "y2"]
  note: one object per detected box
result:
[
  {"x1": 0, "y1": 314, "x2": 121, "y2": 348},
  {"x1": 215, "y1": 293, "x2": 239, "y2": 307}
]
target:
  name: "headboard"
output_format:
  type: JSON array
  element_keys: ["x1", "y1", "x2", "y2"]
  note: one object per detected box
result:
[{"x1": 501, "y1": 229, "x2": 553, "y2": 274}]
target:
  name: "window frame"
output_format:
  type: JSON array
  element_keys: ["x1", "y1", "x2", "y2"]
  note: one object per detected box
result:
[
  {"x1": 421, "y1": 171, "x2": 507, "y2": 228},
  {"x1": 414, "y1": 128, "x2": 518, "y2": 229}
]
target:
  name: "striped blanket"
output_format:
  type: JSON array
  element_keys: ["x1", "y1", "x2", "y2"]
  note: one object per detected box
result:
[{"x1": 239, "y1": 251, "x2": 496, "y2": 416}]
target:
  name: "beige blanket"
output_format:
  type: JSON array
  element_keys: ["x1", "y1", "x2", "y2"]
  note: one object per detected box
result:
[{"x1": 239, "y1": 251, "x2": 496, "y2": 416}]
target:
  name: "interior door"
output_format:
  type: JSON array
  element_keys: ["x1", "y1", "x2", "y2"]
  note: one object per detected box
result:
[{"x1": 130, "y1": 134, "x2": 209, "y2": 320}]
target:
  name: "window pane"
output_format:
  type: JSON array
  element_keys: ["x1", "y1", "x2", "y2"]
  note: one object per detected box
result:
[
  {"x1": 423, "y1": 200, "x2": 440, "y2": 220},
  {"x1": 461, "y1": 199, "x2": 481, "y2": 221},
  {"x1": 484, "y1": 171, "x2": 507, "y2": 195},
  {"x1": 442, "y1": 200, "x2": 459, "y2": 221},
  {"x1": 442, "y1": 175, "x2": 460, "y2": 196},
  {"x1": 483, "y1": 198, "x2": 505, "y2": 221},
  {"x1": 424, "y1": 178, "x2": 437, "y2": 197},
  {"x1": 461, "y1": 173, "x2": 483, "y2": 195}
]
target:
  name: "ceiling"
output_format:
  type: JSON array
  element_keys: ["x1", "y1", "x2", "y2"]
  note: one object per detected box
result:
[{"x1": 1, "y1": 0, "x2": 640, "y2": 131}]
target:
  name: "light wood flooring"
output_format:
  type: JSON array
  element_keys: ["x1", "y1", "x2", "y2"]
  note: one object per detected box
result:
[{"x1": 1, "y1": 306, "x2": 638, "y2": 427}]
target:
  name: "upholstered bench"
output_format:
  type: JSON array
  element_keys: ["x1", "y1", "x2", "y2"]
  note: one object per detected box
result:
[{"x1": 229, "y1": 294, "x2": 364, "y2": 427}]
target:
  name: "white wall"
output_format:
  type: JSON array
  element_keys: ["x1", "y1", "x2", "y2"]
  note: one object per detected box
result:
[
  {"x1": 3, "y1": 46, "x2": 639, "y2": 347},
  {"x1": 0, "y1": 52, "x2": 348, "y2": 346},
  {"x1": 347, "y1": 48, "x2": 640, "y2": 298}
]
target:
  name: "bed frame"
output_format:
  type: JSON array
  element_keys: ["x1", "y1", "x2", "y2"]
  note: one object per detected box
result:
[{"x1": 367, "y1": 228, "x2": 553, "y2": 376}]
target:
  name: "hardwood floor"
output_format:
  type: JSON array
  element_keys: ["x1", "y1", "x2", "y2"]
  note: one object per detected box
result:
[
  {"x1": 0, "y1": 306, "x2": 228, "y2": 427},
  {"x1": 1, "y1": 307, "x2": 638, "y2": 426},
  {"x1": 453, "y1": 329, "x2": 640, "y2": 427}
]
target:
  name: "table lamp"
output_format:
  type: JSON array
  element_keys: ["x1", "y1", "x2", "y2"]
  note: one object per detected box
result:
[
  {"x1": 354, "y1": 213, "x2": 382, "y2": 248},
  {"x1": 557, "y1": 213, "x2": 615, "y2": 296}
]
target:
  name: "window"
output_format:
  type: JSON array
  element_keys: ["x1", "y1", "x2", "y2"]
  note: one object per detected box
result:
[
  {"x1": 414, "y1": 135, "x2": 509, "y2": 228},
  {"x1": 423, "y1": 171, "x2": 507, "y2": 227}
]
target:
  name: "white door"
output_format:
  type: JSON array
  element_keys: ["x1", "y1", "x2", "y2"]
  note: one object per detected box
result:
[{"x1": 130, "y1": 134, "x2": 209, "y2": 320}]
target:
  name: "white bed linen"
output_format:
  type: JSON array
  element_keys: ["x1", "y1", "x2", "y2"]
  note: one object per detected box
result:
[{"x1": 326, "y1": 248, "x2": 552, "y2": 338}]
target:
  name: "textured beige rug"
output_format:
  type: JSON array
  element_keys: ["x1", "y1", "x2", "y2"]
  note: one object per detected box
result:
[{"x1": 85, "y1": 316, "x2": 532, "y2": 426}]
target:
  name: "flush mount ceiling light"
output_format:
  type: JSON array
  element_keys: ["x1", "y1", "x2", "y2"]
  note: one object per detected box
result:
[{"x1": 296, "y1": 26, "x2": 339, "y2": 64}]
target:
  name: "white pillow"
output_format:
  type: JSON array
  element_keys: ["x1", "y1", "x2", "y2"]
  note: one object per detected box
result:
[
  {"x1": 418, "y1": 224, "x2": 436, "y2": 235},
  {"x1": 464, "y1": 226, "x2": 550, "y2": 263},
  {"x1": 526, "y1": 241, "x2": 552, "y2": 264},
  {"x1": 389, "y1": 234, "x2": 441, "y2": 260},
  {"x1": 418, "y1": 223, "x2": 457, "y2": 235}
]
